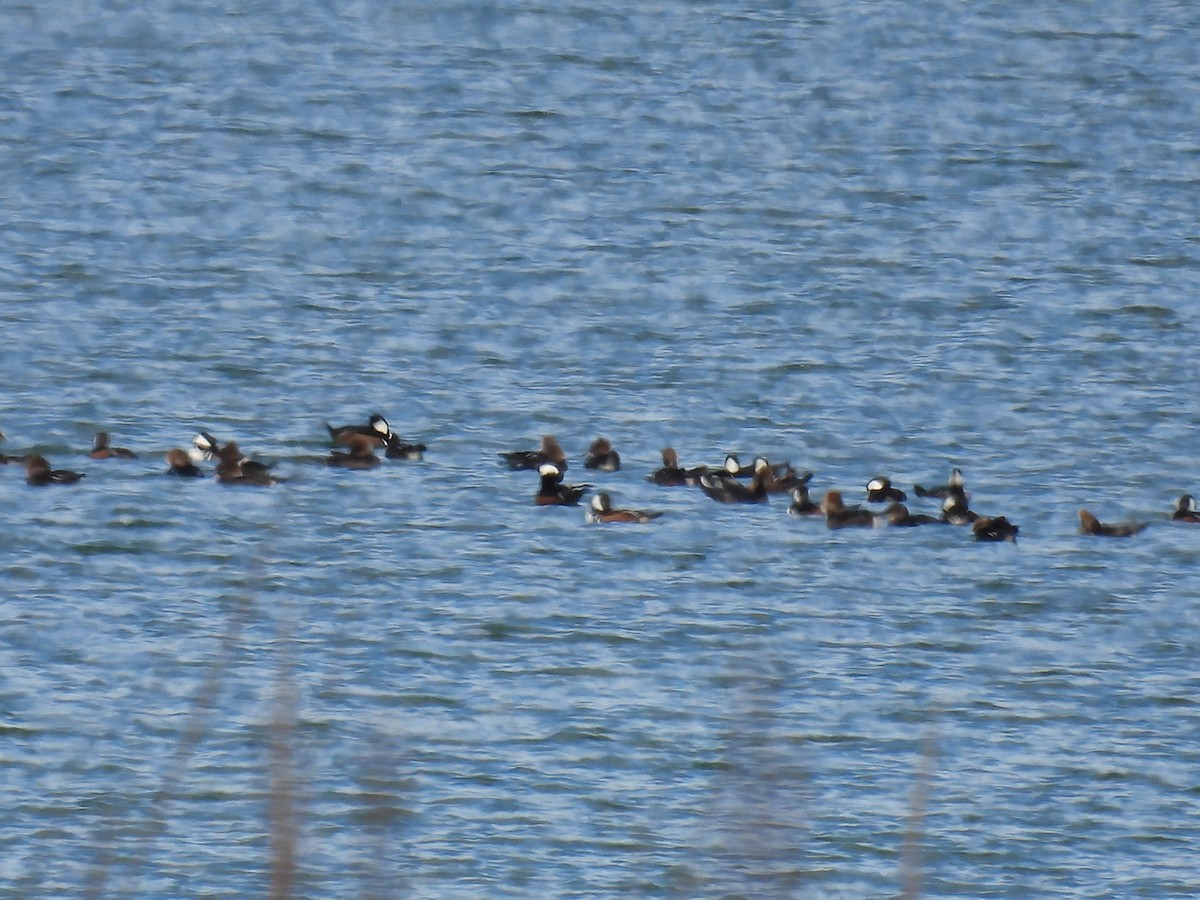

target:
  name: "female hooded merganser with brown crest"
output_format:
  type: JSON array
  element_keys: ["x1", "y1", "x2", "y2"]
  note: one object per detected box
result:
[
  {"x1": 535, "y1": 463, "x2": 590, "y2": 506},
  {"x1": 165, "y1": 448, "x2": 204, "y2": 477},
  {"x1": 325, "y1": 434, "x2": 381, "y2": 469},
  {"x1": 647, "y1": 447, "x2": 707, "y2": 486},
  {"x1": 880, "y1": 502, "x2": 942, "y2": 527},
  {"x1": 698, "y1": 458, "x2": 770, "y2": 503},
  {"x1": 585, "y1": 492, "x2": 663, "y2": 524},
  {"x1": 822, "y1": 490, "x2": 877, "y2": 529},
  {"x1": 89, "y1": 431, "x2": 137, "y2": 459},
  {"x1": 1079, "y1": 508, "x2": 1147, "y2": 537},
  {"x1": 1171, "y1": 494, "x2": 1200, "y2": 523},
  {"x1": 584, "y1": 437, "x2": 621, "y2": 471},
  {"x1": 914, "y1": 468, "x2": 965, "y2": 499},
  {"x1": 972, "y1": 516, "x2": 1019, "y2": 543},
  {"x1": 502, "y1": 435, "x2": 568, "y2": 471},
  {"x1": 866, "y1": 476, "x2": 906, "y2": 504},
  {"x1": 24, "y1": 454, "x2": 85, "y2": 486},
  {"x1": 215, "y1": 440, "x2": 281, "y2": 486}
]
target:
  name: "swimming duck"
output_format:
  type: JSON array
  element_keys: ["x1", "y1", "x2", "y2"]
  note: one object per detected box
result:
[
  {"x1": 327, "y1": 415, "x2": 425, "y2": 460},
  {"x1": 646, "y1": 447, "x2": 707, "y2": 487},
  {"x1": 25, "y1": 454, "x2": 85, "y2": 486},
  {"x1": 215, "y1": 440, "x2": 281, "y2": 486},
  {"x1": 972, "y1": 516, "x2": 1019, "y2": 543},
  {"x1": 584, "y1": 437, "x2": 621, "y2": 472},
  {"x1": 940, "y1": 492, "x2": 978, "y2": 526},
  {"x1": 914, "y1": 468, "x2": 965, "y2": 499},
  {"x1": 787, "y1": 484, "x2": 822, "y2": 516},
  {"x1": 535, "y1": 463, "x2": 590, "y2": 506},
  {"x1": 585, "y1": 492, "x2": 663, "y2": 524},
  {"x1": 502, "y1": 435, "x2": 568, "y2": 471},
  {"x1": 189, "y1": 431, "x2": 222, "y2": 463},
  {"x1": 325, "y1": 434, "x2": 381, "y2": 469},
  {"x1": 1171, "y1": 494, "x2": 1200, "y2": 523},
  {"x1": 880, "y1": 502, "x2": 942, "y2": 527},
  {"x1": 1078, "y1": 508, "x2": 1147, "y2": 538},
  {"x1": 822, "y1": 490, "x2": 877, "y2": 528},
  {"x1": 760, "y1": 462, "x2": 814, "y2": 494},
  {"x1": 698, "y1": 458, "x2": 769, "y2": 503},
  {"x1": 89, "y1": 431, "x2": 137, "y2": 459},
  {"x1": 165, "y1": 448, "x2": 204, "y2": 477},
  {"x1": 866, "y1": 476, "x2": 906, "y2": 503}
]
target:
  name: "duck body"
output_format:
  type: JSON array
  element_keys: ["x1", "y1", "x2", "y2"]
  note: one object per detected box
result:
[
  {"x1": 822, "y1": 490, "x2": 877, "y2": 528},
  {"x1": 502, "y1": 435, "x2": 567, "y2": 471},
  {"x1": 647, "y1": 447, "x2": 707, "y2": 486},
  {"x1": 585, "y1": 492, "x2": 662, "y2": 524},
  {"x1": 1079, "y1": 508, "x2": 1147, "y2": 537},
  {"x1": 165, "y1": 448, "x2": 204, "y2": 477},
  {"x1": 325, "y1": 434, "x2": 381, "y2": 469},
  {"x1": 973, "y1": 516, "x2": 1019, "y2": 542},
  {"x1": 914, "y1": 468, "x2": 965, "y2": 499},
  {"x1": 1171, "y1": 494, "x2": 1200, "y2": 523},
  {"x1": 880, "y1": 502, "x2": 943, "y2": 527},
  {"x1": 89, "y1": 431, "x2": 137, "y2": 459},
  {"x1": 787, "y1": 485, "x2": 823, "y2": 516},
  {"x1": 535, "y1": 463, "x2": 590, "y2": 506},
  {"x1": 25, "y1": 454, "x2": 85, "y2": 485},
  {"x1": 698, "y1": 462, "x2": 769, "y2": 504},
  {"x1": 584, "y1": 438, "x2": 621, "y2": 472}
]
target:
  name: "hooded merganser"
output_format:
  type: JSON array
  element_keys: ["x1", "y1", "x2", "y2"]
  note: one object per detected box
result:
[
  {"x1": 698, "y1": 458, "x2": 770, "y2": 503},
  {"x1": 25, "y1": 454, "x2": 85, "y2": 486},
  {"x1": 646, "y1": 447, "x2": 707, "y2": 486},
  {"x1": 822, "y1": 490, "x2": 877, "y2": 529},
  {"x1": 165, "y1": 448, "x2": 204, "y2": 477},
  {"x1": 759, "y1": 462, "x2": 813, "y2": 494},
  {"x1": 502, "y1": 435, "x2": 568, "y2": 471},
  {"x1": 1171, "y1": 494, "x2": 1200, "y2": 523},
  {"x1": 1078, "y1": 508, "x2": 1147, "y2": 538},
  {"x1": 972, "y1": 516, "x2": 1019, "y2": 543},
  {"x1": 787, "y1": 484, "x2": 822, "y2": 516},
  {"x1": 880, "y1": 502, "x2": 942, "y2": 527},
  {"x1": 584, "y1": 492, "x2": 663, "y2": 524},
  {"x1": 914, "y1": 468, "x2": 965, "y2": 499},
  {"x1": 866, "y1": 476, "x2": 906, "y2": 504},
  {"x1": 189, "y1": 431, "x2": 222, "y2": 463},
  {"x1": 535, "y1": 463, "x2": 590, "y2": 505},
  {"x1": 325, "y1": 434, "x2": 381, "y2": 469},
  {"x1": 327, "y1": 415, "x2": 425, "y2": 460},
  {"x1": 89, "y1": 431, "x2": 137, "y2": 459},
  {"x1": 583, "y1": 437, "x2": 621, "y2": 472},
  {"x1": 215, "y1": 440, "x2": 281, "y2": 486},
  {"x1": 940, "y1": 492, "x2": 978, "y2": 525}
]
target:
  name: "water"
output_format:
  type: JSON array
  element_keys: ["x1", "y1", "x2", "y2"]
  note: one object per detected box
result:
[{"x1": 3, "y1": 0, "x2": 1200, "y2": 896}]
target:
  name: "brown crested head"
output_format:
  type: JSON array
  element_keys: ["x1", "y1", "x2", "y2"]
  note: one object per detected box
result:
[
  {"x1": 822, "y1": 490, "x2": 845, "y2": 513},
  {"x1": 24, "y1": 454, "x2": 50, "y2": 475},
  {"x1": 165, "y1": 448, "x2": 191, "y2": 467},
  {"x1": 589, "y1": 437, "x2": 612, "y2": 454},
  {"x1": 218, "y1": 440, "x2": 241, "y2": 462},
  {"x1": 93, "y1": 432, "x2": 110, "y2": 450},
  {"x1": 346, "y1": 434, "x2": 376, "y2": 457},
  {"x1": 1078, "y1": 508, "x2": 1101, "y2": 534},
  {"x1": 541, "y1": 435, "x2": 566, "y2": 463},
  {"x1": 661, "y1": 447, "x2": 678, "y2": 468}
]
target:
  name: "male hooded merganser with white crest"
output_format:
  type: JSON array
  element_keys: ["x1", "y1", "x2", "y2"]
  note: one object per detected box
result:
[
  {"x1": 914, "y1": 468, "x2": 965, "y2": 499},
  {"x1": 821, "y1": 490, "x2": 879, "y2": 528},
  {"x1": 535, "y1": 463, "x2": 590, "y2": 506},
  {"x1": 1171, "y1": 494, "x2": 1200, "y2": 523},
  {"x1": 972, "y1": 516, "x2": 1019, "y2": 543},
  {"x1": 585, "y1": 492, "x2": 663, "y2": 524},
  {"x1": 327, "y1": 415, "x2": 425, "y2": 460},
  {"x1": 502, "y1": 435, "x2": 568, "y2": 471},
  {"x1": 698, "y1": 458, "x2": 770, "y2": 503},
  {"x1": 325, "y1": 434, "x2": 381, "y2": 469},
  {"x1": 89, "y1": 431, "x2": 137, "y2": 459},
  {"x1": 647, "y1": 447, "x2": 708, "y2": 486},
  {"x1": 165, "y1": 448, "x2": 204, "y2": 477},
  {"x1": 866, "y1": 476, "x2": 906, "y2": 504},
  {"x1": 1078, "y1": 508, "x2": 1147, "y2": 537},
  {"x1": 584, "y1": 437, "x2": 620, "y2": 471},
  {"x1": 189, "y1": 431, "x2": 222, "y2": 463},
  {"x1": 24, "y1": 454, "x2": 85, "y2": 486}
]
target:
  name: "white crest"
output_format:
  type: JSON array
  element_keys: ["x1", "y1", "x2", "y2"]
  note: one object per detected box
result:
[{"x1": 867, "y1": 478, "x2": 885, "y2": 493}]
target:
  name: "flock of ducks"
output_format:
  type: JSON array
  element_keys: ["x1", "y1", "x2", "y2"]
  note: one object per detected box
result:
[{"x1": 4, "y1": 418, "x2": 1196, "y2": 541}]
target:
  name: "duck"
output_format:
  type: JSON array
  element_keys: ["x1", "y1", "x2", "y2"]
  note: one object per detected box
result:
[
  {"x1": 25, "y1": 454, "x2": 85, "y2": 486},
  {"x1": 1078, "y1": 508, "x2": 1148, "y2": 538},
  {"x1": 879, "y1": 502, "x2": 942, "y2": 527},
  {"x1": 759, "y1": 461, "x2": 814, "y2": 494},
  {"x1": 501, "y1": 435, "x2": 568, "y2": 471},
  {"x1": 0, "y1": 432, "x2": 23, "y2": 465},
  {"x1": 972, "y1": 516, "x2": 1019, "y2": 543},
  {"x1": 1171, "y1": 494, "x2": 1200, "y2": 523},
  {"x1": 324, "y1": 434, "x2": 380, "y2": 470},
  {"x1": 822, "y1": 490, "x2": 877, "y2": 529},
  {"x1": 585, "y1": 492, "x2": 663, "y2": 524},
  {"x1": 646, "y1": 447, "x2": 707, "y2": 487},
  {"x1": 383, "y1": 434, "x2": 426, "y2": 461},
  {"x1": 215, "y1": 440, "x2": 281, "y2": 486},
  {"x1": 165, "y1": 448, "x2": 204, "y2": 477},
  {"x1": 866, "y1": 476, "x2": 906, "y2": 504},
  {"x1": 327, "y1": 414, "x2": 425, "y2": 460},
  {"x1": 189, "y1": 431, "x2": 222, "y2": 463},
  {"x1": 89, "y1": 431, "x2": 137, "y2": 459},
  {"x1": 940, "y1": 492, "x2": 978, "y2": 526},
  {"x1": 535, "y1": 463, "x2": 590, "y2": 506},
  {"x1": 583, "y1": 437, "x2": 621, "y2": 472},
  {"x1": 914, "y1": 468, "x2": 965, "y2": 499},
  {"x1": 698, "y1": 458, "x2": 770, "y2": 503},
  {"x1": 787, "y1": 484, "x2": 822, "y2": 516}
]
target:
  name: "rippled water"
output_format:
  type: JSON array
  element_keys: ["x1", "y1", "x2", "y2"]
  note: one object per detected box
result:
[{"x1": 3, "y1": 1, "x2": 1200, "y2": 897}]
